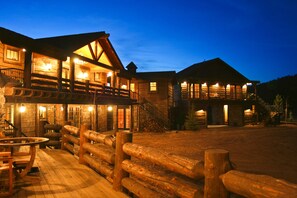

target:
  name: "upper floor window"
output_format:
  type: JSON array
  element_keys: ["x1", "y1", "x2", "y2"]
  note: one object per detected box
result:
[
  {"x1": 6, "y1": 49, "x2": 19, "y2": 61},
  {"x1": 4, "y1": 45, "x2": 21, "y2": 64},
  {"x1": 149, "y1": 82, "x2": 157, "y2": 92}
]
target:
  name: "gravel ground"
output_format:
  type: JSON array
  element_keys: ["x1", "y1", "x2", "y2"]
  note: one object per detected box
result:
[{"x1": 133, "y1": 124, "x2": 297, "y2": 184}]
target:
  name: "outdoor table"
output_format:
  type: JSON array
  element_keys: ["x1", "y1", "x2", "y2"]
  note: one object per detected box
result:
[{"x1": 0, "y1": 137, "x2": 49, "y2": 178}]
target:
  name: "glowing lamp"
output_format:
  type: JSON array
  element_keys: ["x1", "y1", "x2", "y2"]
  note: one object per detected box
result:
[
  {"x1": 20, "y1": 105, "x2": 26, "y2": 113},
  {"x1": 88, "y1": 106, "x2": 93, "y2": 112}
]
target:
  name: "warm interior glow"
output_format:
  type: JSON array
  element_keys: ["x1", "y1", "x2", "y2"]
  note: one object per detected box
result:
[
  {"x1": 181, "y1": 81, "x2": 187, "y2": 86},
  {"x1": 78, "y1": 72, "x2": 89, "y2": 79},
  {"x1": 43, "y1": 63, "x2": 52, "y2": 71},
  {"x1": 215, "y1": 83, "x2": 219, "y2": 87},
  {"x1": 121, "y1": 85, "x2": 127, "y2": 89},
  {"x1": 226, "y1": 84, "x2": 230, "y2": 88},
  {"x1": 39, "y1": 106, "x2": 46, "y2": 112},
  {"x1": 107, "y1": 106, "x2": 113, "y2": 112},
  {"x1": 88, "y1": 106, "x2": 93, "y2": 112},
  {"x1": 74, "y1": 58, "x2": 85, "y2": 65},
  {"x1": 202, "y1": 82, "x2": 207, "y2": 87},
  {"x1": 107, "y1": 72, "x2": 112, "y2": 77}
]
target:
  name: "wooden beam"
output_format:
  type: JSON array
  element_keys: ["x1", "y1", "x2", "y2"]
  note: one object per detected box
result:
[{"x1": 221, "y1": 170, "x2": 297, "y2": 198}]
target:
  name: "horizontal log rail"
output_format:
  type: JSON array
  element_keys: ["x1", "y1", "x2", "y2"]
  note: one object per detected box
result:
[
  {"x1": 123, "y1": 142, "x2": 204, "y2": 179},
  {"x1": 79, "y1": 126, "x2": 116, "y2": 181},
  {"x1": 61, "y1": 125, "x2": 80, "y2": 156},
  {"x1": 83, "y1": 130, "x2": 115, "y2": 148},
  {"x1": 221, "y1": 170, "x2": 297, "y2": 198},
  {"x1": 59, "y1": 126, "x2": 297, "y2": 198}
]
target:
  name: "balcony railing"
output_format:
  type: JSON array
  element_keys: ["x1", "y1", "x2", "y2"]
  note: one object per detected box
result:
[{"x1": 1, "y1": 68, "x2": 130, "y2": 99}]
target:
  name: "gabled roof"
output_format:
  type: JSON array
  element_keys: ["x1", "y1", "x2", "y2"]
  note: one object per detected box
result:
[
  {"x1": 0, "y1": 27, "x2": 67, "y2": 60},
  {"x1": 36, "y1": 31, "x2": 107, "y2": 53},
  {"x1": 177, "y1": 58, "x2": 250, "y2": 84},
  {"x1": 136, "y1": 71, "x2": 176, "y2": 81},
  {"x1": 36, "y1": 31, "x2": 124, "y2": 70}
]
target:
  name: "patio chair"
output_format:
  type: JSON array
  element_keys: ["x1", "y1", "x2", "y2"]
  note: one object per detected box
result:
[{"x1": 0, "y1": 152, "x2": 13, "y2": 196}]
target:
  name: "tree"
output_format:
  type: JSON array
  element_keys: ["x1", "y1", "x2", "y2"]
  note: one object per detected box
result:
[
  {"x1": 274, "y1": 94, "x2": 284, "y2": 114},
  {"x1": 185, "y1": 108, "x2": 200, "y2": 131}
]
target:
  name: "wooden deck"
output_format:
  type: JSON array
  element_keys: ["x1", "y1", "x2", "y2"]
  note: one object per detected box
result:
[{"x1": 11, "y1": 148, "x2": 128, "y2": 198}]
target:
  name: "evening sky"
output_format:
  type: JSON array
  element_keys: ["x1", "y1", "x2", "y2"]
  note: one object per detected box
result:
[{"x1": 1, "y1": 0, "x2": 297, "y2": 83}]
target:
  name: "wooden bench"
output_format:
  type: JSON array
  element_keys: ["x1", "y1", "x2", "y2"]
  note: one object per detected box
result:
[{"x1": 0, "y1": 152, "x2": 13, "y2": 196}]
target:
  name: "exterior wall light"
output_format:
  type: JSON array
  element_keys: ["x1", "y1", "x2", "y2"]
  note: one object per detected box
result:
[
  {"x1": 107, "y1": 106, "x2": 113, "y2": 112},
  {"x1": 88, "y1": 106, "x2": 93, "y2": 112},
  {"x1": 20, "y1": 105, "x2": 26, "y2": 113}
]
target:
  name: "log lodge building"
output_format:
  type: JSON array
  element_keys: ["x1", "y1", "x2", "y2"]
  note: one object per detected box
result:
[{"x1": 0, "y1": 27, "x2": 259, "y2": 136}]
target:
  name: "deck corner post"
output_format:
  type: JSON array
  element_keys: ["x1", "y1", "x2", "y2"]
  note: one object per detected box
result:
[
  {"x1": 79, "y1": 124, "x2": 89, "y2": 164},
  {"x1": 204, "y1": 149, "x2": 231, "y2": 198},
  {"x1": 113, "y1": 131, "x2": 133, "y2": 191}
]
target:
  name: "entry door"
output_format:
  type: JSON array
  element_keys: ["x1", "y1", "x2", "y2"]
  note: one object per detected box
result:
[{"x1": 118, "y1": 108, "x2": 130, "y2": 130}]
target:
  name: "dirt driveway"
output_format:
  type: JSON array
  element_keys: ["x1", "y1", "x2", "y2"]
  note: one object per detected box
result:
[{"x1": 133, "y1": 125, "x2": 297, "y2": 184}]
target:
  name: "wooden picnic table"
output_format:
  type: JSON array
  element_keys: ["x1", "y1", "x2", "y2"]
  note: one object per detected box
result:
[{"x1": 0, "y1": 137, "x2": 49, "y2": 178}]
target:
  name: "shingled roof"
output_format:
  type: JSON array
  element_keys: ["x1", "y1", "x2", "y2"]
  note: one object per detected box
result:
[
  {"x1": 36, "y1": 31, "x2": 108, "y2": 53},
  {"x1": 177, "y1": 58, "x2": 250, "y2": 85},
  {"x1": 0, "y1": 27, "x2": 66, "y2": 60}
]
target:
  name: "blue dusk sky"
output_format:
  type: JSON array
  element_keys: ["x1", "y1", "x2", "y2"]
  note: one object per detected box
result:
[{"x1": 1, "y1": 0, "x2": 297, "y2": 83}]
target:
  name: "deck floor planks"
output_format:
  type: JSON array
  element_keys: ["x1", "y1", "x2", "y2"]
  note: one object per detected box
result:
[{"x1": 11, "y1": 148, "x2": 128, "y2": 198}]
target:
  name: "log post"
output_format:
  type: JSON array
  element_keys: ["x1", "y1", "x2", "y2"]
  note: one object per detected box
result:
[
  {"x1": 79, "y1": 124, "x2": 88, "y2": 164},
  {"x1": 39, "y1": 120, "x2": 48, "y2": 149},
  {"x1": 61, "y1": 126, "x2": 67, "y2": 150},
  {"x1": 204, "y1": 149, "x2": 231, "y2": 198},
  {"x1": 113, "y1": 131, "x2": 133, "y2": 191}
]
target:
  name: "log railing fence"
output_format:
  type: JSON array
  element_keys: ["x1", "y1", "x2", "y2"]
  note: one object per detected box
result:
[
  {"x1": 60, "y1": 125, "x2": 297, "y2": 198},
  {"x1": 61, "y1": 125, "x2": 80, "y2": 156},
  {"x1": 79, "y1": 126, "x2": 116, "y2": 183}
]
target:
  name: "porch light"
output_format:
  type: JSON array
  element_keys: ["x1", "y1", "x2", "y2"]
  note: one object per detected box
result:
[
  {"x1": 107, "y1": 106, "x2": 113, "y2": 112},
  {"x1": 226, "y1": 84, "x2": 230, "y2": 88},
  {"x1": 88, "y1": 106, "x2": 93, "y2": 112},
  {"x1": 246, "y1": 82, "x2": 252, "y2": 86},
  {"x1": 121, "y1": 85, "x2": 127, "y2": 89},
  {"x1": 215, "y1": 83, "x2": 219, "y2": 87},
  {"x1": 19, "y1": 105, "x2": 26, "y2": 113},
  {"x1": 22, "y1": 48, "x2": 26, "y2": 52}
]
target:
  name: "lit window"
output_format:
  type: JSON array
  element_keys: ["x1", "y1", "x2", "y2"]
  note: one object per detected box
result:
[
  {"x1": 130, "y1": 83, "x2": 135, "y2": 92},
  {"x1": 149, "y1": 82, "x2": 157, "y2": 92},
  {"x1": 6, "y1": 48, "x2": 19, "y2": 61}
]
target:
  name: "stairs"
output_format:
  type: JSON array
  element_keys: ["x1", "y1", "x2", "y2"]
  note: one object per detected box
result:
[{"x1": 133, "y1": 92, "x2": 170, "y2": 131}]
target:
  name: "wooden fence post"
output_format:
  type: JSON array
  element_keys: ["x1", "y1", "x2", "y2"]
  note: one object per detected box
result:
[
  {"x1": 113, "y1": 131, "x2": 133, "y2": 191},
  {"x1": 204, "y1": 149, "x2": 231, "y2": 198},
  {"x1": 79, "y1": 124, "x2": 88, "y2": 164}
]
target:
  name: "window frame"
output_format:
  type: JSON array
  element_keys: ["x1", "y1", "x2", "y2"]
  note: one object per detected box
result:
[
  {"x1": 149, "y1": 81, "x2": 157, "y2": 92},
  {"x1": 4, "y1": 45, "x2": 21, "y2": 64}
]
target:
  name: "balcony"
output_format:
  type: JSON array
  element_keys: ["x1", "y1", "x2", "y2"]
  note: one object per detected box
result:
[{"x1": 1, "y1": 68, "x2": 132, "y2": 104}]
